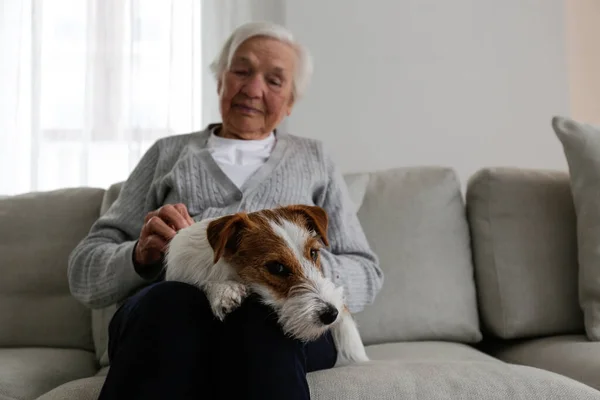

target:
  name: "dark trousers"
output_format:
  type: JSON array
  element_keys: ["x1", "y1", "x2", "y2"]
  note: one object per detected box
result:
[{"x1": 97, "y1": 281, "x2": 337, "y2": 400}]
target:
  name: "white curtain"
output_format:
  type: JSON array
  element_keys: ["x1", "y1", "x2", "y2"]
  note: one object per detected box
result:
[
  {"x1": 0, "y1": 0, "x2": 283, "y2": 196},
  {"x1": 0, "y1": 0, "x2": 203, "y2": 196}
]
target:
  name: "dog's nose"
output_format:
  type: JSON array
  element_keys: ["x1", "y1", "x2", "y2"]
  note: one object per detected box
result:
[{"x1": 318, "y1": 305, "x2": 339, "y2": 325}]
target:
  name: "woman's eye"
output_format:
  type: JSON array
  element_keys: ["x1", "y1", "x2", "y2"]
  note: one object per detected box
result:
[
  {"x1": 234, "y1": 70, "x2": 249, "y2": 76},
  {"x1": 266, "y1": 262, "x2": 291, "y2": 277}
]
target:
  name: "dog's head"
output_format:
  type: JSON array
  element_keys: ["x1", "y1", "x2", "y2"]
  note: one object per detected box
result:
[{"x1": 207, "y1": 204, "x2": 344, "y2": 341}]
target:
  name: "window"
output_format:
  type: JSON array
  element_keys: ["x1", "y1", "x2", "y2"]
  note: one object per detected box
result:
[{"x1": 0, "y1": 0, "x2": 203, "y2": 195}]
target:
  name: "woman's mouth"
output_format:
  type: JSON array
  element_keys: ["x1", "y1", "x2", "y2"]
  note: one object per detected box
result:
[{"x1": 233, "y1": 104, "x2": 262, "y2": 114}]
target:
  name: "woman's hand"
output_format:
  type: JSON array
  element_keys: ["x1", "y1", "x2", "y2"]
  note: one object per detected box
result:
[{"x1": 134, "y1": 203, "x2": 195, "y2": 268}]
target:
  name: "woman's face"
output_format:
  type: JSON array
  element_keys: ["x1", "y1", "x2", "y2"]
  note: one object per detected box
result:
[{"x1": 218, "y1": 36, "x2": 297, "y2": 140}]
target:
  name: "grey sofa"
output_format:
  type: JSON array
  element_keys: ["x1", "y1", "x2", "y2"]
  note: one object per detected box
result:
[{"x1": 2, "y1": 166, "x2": 600, "y2": 400}]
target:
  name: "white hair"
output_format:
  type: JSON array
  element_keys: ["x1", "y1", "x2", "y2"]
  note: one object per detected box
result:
[{"x1": 209, "y1": 21, "x2": 313, "y2": 100}]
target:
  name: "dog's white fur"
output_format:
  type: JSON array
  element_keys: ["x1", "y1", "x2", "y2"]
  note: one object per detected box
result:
[{"x1": 164, "y1": 215, "x2": 368, "y2": 367}]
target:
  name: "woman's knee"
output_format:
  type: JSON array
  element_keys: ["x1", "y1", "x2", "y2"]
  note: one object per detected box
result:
[
  {"x1": 107, "y1": 281, "x2": 216, "y2": 361},
  {"x1": 225, "y1": 295, "x2": 280, "y2": 328},
  {"x1": 131, "y1": 281, "x2": 209, "y2": 313},
  {"x1": 111, "y1": 281, "x2": 213, "y2": 337},
  {"x1": 223, "y1": 295, "x2": 302, "y2": 351},
  {"x1": 223, "y1": 295, "x2": 337, "y2": 365}
]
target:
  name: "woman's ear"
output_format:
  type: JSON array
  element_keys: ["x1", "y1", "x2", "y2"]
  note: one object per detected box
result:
[{"x1": 286, "y1": 94, "x2": 295, "y2": 116}]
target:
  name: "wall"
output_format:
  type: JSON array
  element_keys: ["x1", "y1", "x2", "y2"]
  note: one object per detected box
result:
[
  {"x1": 566, "y1": 0, "x2": 600, "y2": 125},
  {"x1": 284, "y1": 0, "x2": 571, "y2": 184}
]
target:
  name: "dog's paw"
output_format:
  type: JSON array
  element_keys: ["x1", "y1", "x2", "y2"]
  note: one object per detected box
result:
[{"x1": 204, "y1": 281, "x2": 248, "y2": 321}]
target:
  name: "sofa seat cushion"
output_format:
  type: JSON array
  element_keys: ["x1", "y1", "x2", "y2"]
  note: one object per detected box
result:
[
  {"x1": 366, "y1": 341, "x2": 498, "y2": 362},
  {"x1": 34, "y1": 377, "x2": 104, "y2": 400},
  {"x1": 489, "y1": 334, "x2": 600, "y2": 391},
  {"x1": 309, "y1": 361, "x2": 600, "y2": 399},
  {"x1": 0, "y1": 348, "x2": 97, "y2": 400},
  {"x1": 35, "y1": 357, "x2": 600, "y2": 400}
]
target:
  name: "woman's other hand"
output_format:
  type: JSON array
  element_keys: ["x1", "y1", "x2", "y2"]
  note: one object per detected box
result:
[{"x1": 134, "y1": 203, "x2": 194, "y2": 268}]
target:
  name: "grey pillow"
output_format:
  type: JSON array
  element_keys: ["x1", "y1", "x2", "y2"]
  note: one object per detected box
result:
[
  {"x1": 354, "y1": 167, "x2": 482, "y2": 344},
  {"x1": 466, "y1": 167, "x2": 583, "y2": 339},
  {"x1": 553, "y1": 116, "x2": 600, "y2": 341}
]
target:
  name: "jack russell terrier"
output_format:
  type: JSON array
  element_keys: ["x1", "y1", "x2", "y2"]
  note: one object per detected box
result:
[{"x1": 164, "y1": 204, "x2": 369, "y2": 367}]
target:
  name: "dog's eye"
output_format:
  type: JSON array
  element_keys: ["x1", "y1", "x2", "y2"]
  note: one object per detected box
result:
[
  {"x1": 310, "y1": 249, "x2": 319, "y2": 261},
  {"x1": 266, "y1": 262, "x2": 291, "y2": 277}
]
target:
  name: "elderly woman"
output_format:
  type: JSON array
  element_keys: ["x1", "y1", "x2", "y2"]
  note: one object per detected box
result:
[{"x1": 68, "y1": 21, "x2": 382, "y2": 400}]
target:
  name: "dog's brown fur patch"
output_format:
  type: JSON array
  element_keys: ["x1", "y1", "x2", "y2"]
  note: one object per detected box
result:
[{"x1": 275, "y1": 205, "x2": 329, "y2": 247}]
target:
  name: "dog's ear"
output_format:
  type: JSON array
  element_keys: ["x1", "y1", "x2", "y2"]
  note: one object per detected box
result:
[
  {"x1": 286, "y1": 205, "x2": 330, "y2": 247},
  {"x1": 206, "y1": 213, "x2": 249, "y2": 263}
]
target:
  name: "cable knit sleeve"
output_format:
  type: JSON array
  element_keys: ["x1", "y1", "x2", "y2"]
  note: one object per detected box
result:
[
  {"x1": 67, "y1": 141, "x2": 162, "y2": 309},
  {"x1": 316, "y1": 146, "x2": 384, "y2": 313}
]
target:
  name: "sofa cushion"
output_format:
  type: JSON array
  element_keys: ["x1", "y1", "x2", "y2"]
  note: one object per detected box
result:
[
  {"x1": 354, "y1": 167, "x2": 482, "y2": 344},
  {"x1": 365, "y1": 341, "x2": 498, "y2": 363},
  {"x1": 343, "y1": 172, "x2": 370, "y2": 213},
  {"x1": 0, "y1": 348, "x2": 97, "y2": 400},
  {"x1": 308, "y1": 360, "x2": 600, "y2": 400},
  {"x1": 466, "y1": 167, "x2": 584, "y2": 339},
  {"x1": 0, "y1": 187, "x2": 105, "y2": 350},
  {"x1": 35, "y1": 377, "x2": 105, "y2": 400},
  {"x1": 489, "y1": 334, "x2": 600, "y2": 392},
  {"x1": 36, "y1": 360, "x2": 600, "y2": 400},
  {"x1": 553, "y1": 116, "x2": 600, "y2": 341}
]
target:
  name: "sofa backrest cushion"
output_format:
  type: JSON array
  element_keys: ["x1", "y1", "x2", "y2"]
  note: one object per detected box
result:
[
  {"x1": 466, "y1": 167, "x2": 584, "y2": 339},
  {"x1": 553, "y1": 116, "x2": 600, "y2": 341},
  {"x1": 0, "y1": 187, "x2": 105, "y2": 350},
  {"x1": 353, "y1": 167, "x2": 482, "y2": 344}
]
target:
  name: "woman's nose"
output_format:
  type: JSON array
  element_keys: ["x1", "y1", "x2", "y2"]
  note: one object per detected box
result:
[{"x1": 241, "y1": 75, "x2": 264, "y2": 98}]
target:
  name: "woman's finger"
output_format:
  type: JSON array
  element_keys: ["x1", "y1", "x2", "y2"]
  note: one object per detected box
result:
[
  {"x1": 173, "y1": 203, "x2": 195, "y2": 226},
  {"x1": 144, "y1": 210, "x2": 159, "y2": 225},
  {"x1": 158, "y1": 204, "x2": 190, "y2": 231},
  {"x1": 144, "y1": 216, "x2": 177, "y2": 241}
]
